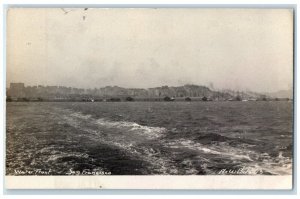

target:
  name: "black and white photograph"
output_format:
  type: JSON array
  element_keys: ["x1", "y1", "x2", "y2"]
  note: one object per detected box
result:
[{"x1": 5, "y1": 7, "x2": 294, "y2": 189}]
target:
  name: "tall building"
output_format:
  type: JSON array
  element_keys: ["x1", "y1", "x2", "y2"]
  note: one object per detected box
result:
[{"x1": 9, "y1": 83, "x2": 26, "y2": 98}]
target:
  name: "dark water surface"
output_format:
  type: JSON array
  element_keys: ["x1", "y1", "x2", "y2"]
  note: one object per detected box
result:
[{"x1": 6, "y1": 101, "x2": 293, "y2": 175}]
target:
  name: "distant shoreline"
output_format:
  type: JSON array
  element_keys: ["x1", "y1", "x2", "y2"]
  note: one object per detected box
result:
[
  {"x1": 6, "y1": 97, "x2": 292, "y2": 103},
  {"x1": 6, "y1": 83, "x2": 293, "y2": 103}
]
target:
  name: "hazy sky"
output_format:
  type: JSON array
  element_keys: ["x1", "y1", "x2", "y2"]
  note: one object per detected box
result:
[{"x1": 7, "y1": 8, "x2": 293, "y2": 92}]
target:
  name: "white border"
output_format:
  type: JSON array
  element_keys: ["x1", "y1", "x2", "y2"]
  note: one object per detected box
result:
[{"x1": 5, "y1": 176, "x2": 293, "y2": 189}]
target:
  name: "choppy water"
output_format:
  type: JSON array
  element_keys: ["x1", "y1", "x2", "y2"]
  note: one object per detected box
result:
[{"x1": 6, "y1": 101, "x2": 293, "y2": 175}]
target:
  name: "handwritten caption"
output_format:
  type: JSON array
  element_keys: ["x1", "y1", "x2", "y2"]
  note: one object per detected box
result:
[
  {"x1": 14, "y1": 169, "x2": 52, "y2": 175},
  {"x1": 66, "y1": 168, "x2": 111, "y2": 175},
  {"x1": 14, "y1": 168, "x2": 111, "y2": 175},
  {"x1": 218, "y1": 167, "x2": 262, "y2": 175}
]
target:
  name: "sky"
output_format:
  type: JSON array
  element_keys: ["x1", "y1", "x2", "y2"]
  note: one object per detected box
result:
[{"x1": 6, "y1": 8, "x2": 293, "y2": 92}]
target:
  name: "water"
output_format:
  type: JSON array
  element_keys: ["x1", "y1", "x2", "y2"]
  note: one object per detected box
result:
[{"x1": 6, "y1": 101, "x2": 293, "y2": 175}]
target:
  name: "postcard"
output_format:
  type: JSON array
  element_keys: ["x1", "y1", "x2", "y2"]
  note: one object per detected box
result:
[{"x1": 5, "y1": 8, "x2": 294, "y2": 189}]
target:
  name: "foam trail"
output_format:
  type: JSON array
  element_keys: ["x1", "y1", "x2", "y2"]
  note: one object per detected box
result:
[
  {"x1": 96, "y1": 118, "x2": 166, "y2": 139},
  {"x1": 59, "y1": 109, "x2": 177, "y2": 174},
  {"x1": 67, "y1": 110, "x2": 167, "y2": 139}
]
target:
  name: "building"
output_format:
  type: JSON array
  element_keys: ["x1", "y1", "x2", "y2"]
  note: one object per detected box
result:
[{"x1": 8, "y1": 83, "x2": 26, "y2": 98}]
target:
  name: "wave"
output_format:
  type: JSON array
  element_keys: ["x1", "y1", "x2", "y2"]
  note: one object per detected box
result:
[
  {"x1": 54, "y1": 107, "x2": 292, "y2": 175},
  {"x1": 244, "y1": 151, "x2": 293, "y2": 175},
  {"x1": 95, "y1": 118, "x2": 166, "y2": 139},
  {"x1": 35, "y1": 146, "x2": 90, "y2": 162},
  {"x1": 58, "y1": 109, "x2": 175, "y2": 174},
  {"x1": 67, "y1": 110, "x2": 167, "y2": 139},
  {"x1": 165, "y1": 137, "x2": 293, "y2": 174},
  {"x1": 166, "y1": 138, "x2": 254, "y2": 161},
  {"x1": 61, "y1": 110, "x2": 260, "y2": 173},
  {"x1": 70, "y1": 112, "x2": 93, "y2": 120},
  {"x1": 47, "y1": 152, "x2": 89, "y2": 162},
  {"x1": 166, "y1": 139, "x2": 221, "y2": 155}
]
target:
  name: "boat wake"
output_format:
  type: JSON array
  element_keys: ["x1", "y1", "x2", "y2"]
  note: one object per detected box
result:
[{"x1": 49, "y1": 107, "x2": 292, "y2": 175}]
